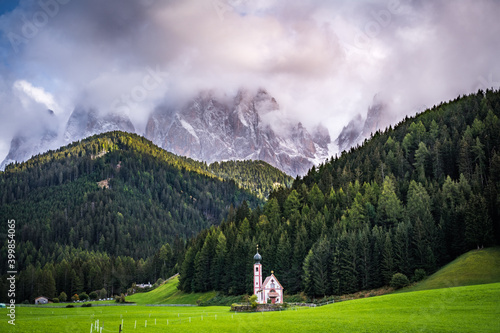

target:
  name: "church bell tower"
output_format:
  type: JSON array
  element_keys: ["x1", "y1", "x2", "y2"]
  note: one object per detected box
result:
[{"x1": 253, "y1": 245, "x2": 263, "y2": 303}]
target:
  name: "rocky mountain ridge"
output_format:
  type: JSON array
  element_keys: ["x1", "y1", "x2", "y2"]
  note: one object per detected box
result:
[
  {"x1": 145, "y1": 89, "x2": 331, "y2": 176},
  {"x1": 1, "y1": 89, "x2": 330, "y2": 176}
]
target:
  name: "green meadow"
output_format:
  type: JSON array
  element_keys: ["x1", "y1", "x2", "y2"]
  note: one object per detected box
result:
[
  {"x1": 126, "y1": 276, "x2": 216, "y2": 305},
  {"x1": 2, "y1": 282, "x2": 499, "y2": 333},
  {"x1": 404, "y1": 247, "x2": 500, "y2": 292}
]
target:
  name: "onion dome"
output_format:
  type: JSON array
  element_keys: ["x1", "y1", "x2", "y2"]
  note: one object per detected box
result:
[{"x1": 254, "y1": 245, "x2": 262, "y2": 263}]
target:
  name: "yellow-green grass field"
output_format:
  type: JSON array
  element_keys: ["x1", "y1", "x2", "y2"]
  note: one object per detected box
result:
[{"x1": 2, "y1": 282, "x2": 499, "y2": 333}]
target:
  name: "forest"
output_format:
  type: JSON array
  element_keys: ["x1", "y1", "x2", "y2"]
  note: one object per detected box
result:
[
  {"x1": 1, "y1": 89, "x2": 499, "y2": 302},
  {"x1": 0, "y1": 132, "x2": 289, "y2": 302},
  {"x1": 178, "y1": 89, "x2": 500, "y2": 297}
]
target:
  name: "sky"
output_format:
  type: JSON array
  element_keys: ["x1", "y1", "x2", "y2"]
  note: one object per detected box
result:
[{"x1": 0, "y1": 0, "x2": 499, "y2": 161}]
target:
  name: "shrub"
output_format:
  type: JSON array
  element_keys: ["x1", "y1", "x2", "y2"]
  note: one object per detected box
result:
[
  {"x1": 71, "y1": 294, "x2": 79, "y2": 302},
  {"x1": 89, "y1": 291, "x2": 98, "y2": 300},
  {"x1": 52, "y1": 298, "x2": 59, "y2": 303},
  {"x1": 59, "y1": 292, "x2": 67, "y2": 302},
  {"x1": 79, "y1": 292, "x2": 89, "y2": 301},
  {"x1": 413, "y1": 269, "x2": 427, "y2": 282},
  {"x1": 66, "y1": 304, "x2": 74, "y2": 308},
  {"x1": 81, "y1": 303, "x2": 92, "y2": 307},
  {"x1": 98, "y1": 288, "x2": 107, "y2": 299},
  {"x1": 153, "y1": 278, "x2": 165, "y2": 288},
  {"x1": 249, "y1": 295, "x2": 258, "y2": 309},
  {"x1": 390, "y1": 273, "x2": 410, "y2": 289}
]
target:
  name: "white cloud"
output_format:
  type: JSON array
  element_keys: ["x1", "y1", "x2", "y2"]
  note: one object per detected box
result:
[{"x1": 13, "y1": 80, "x2": 60, "y2": 113}]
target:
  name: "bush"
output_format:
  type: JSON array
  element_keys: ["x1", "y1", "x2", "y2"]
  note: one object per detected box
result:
[
  {"x1": 98, "y1": 288, "x2": 107, "y2": 299},
  {"x1": 71, "y1": 294, "x2": 79, "y2": 302},
  {"x1": 153, "y1": 278, "x2": 165, "y2": 288},
  {"x1": 79, "y1": 292, "x2": 89, "y2": 301},
  {"x1": 52, "y1": 298, "x2": 59, "y2": 303},
  {"x1": 59, "y1": 292, "x2": 67, "y2": 302},
  {"x1": 390, "y1": 273, "x2": 410, "y2": 289},
  {"x1": 413, "y1": 269, "x2": 427, "y2": 282},
  {"x1": 66, "y1": 304, "x2": 74, "y2": 308},
  {"x1": 89, "y1": 291, "x2": 98, "y2": 300},
  {"x1": 249, "y1": 295, "x2": 258, "y2": 309},
  {"x1": 81, "y1": 303, "x2": 92, "y2": 307}
]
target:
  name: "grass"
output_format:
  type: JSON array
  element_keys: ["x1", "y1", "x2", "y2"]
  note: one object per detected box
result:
[
  {"x1": 126, "y1": 276, "x2": 217, "y2": 305},
  {"x1": 2, "y1": 282, "x2": 499, "y2": 332},
  {"x1": 405, "y1": 247, "x2": 500, "y2": 292}
]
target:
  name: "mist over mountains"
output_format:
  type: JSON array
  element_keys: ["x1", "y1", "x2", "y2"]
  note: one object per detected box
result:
[{"x1": 1, "y1": 89, "x2": 336, "y2": 176}]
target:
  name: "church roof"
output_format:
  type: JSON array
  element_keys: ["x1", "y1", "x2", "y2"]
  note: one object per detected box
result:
[
  {"x1": 254, "y1": 251, "x2": 262, "y2": 263},
  {"x1": 262, "y1": 274, "x2": 283, "y2": 290}
]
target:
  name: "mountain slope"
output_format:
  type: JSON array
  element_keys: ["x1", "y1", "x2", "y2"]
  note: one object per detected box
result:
[
  {"x1": 0, "y1": 131, "x2": 293, "y2": 302},
  {"x1": 178, "y1": 89, "x2": 500, "y2": 297},
  {"x1": 208, "y1": 160, "x2": 293, "y2": 200},
  {"x1": 0, "y1": 109, "x2": 60, "y2": 171},
  {"x1": 0, "y1": 131, "x2": 262, "y2": 260},
  {"x1": 145, "y1": 89, "x2": 330, "y2": 176},
  {"x1": 0, "y1": 107, "x2": 136, "y2": 171}
]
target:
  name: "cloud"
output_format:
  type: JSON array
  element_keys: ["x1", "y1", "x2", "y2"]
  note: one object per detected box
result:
[
  {"x1": 13, "y1": 79, "x2": 60, "y2": 112},
  {"x1": 0, "y1": 0, "x2": 499, "y2": 161}
]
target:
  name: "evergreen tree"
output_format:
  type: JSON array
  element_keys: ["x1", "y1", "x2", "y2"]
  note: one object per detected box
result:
[
  {"x1": 465, "y1": 195, "x2": 493, "y2": 249},
  {"x1": 381, "y1": 232, "x2": 394, "y2": 284}
]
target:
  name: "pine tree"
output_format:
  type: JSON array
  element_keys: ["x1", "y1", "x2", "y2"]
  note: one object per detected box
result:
[
  {"x1": 465, "y1": 194, "x2": 493, "y2": 249},
  {"x1": 377, "y1": 176, "x2": 403, "y2": 227},
  {"x1": 381, "y1": 232, "x2": 394, "y2": 284},
  {"x1": 393, "y1": 222, "x2": 412, "y2": 276}
]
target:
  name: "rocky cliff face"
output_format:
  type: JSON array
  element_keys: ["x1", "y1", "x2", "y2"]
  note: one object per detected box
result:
[
  {"x1": 335, "y1": 95, "x2": 389, "y2": 153},
  {"x1": 145, "y1": 89, "x2": 330, "y2": 176},
  {"x1": 64, "y1": 107, "x2": 135, "y2": 142},
  {"x1": 0, "y1": 110, "x2": 59, "y2": 170},
  {"x1": 1, "y1": 107, "x2": 135, "y2": 170},
  {"x1": 2, "y1": 90, "x2": 330, "y2": 176}
]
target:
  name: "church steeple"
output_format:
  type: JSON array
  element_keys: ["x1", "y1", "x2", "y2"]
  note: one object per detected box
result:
[
  {"x1": 253, "y1": 244, "x2": 263, "y2": 303},
  {"x1": 254, "y1": 244, "x2": 262, "y2": 263}
]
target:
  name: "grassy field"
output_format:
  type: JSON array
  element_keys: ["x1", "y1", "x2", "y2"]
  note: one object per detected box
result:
[
  {"x1": 2, "y1": 282, "x2": 499, "y2": 332},
  {"x1": 127, "y1": 276, "x2": 217, "y2": 305},
  {"x1": 405, "y1": 247, "x2": 500, "y2": 292}
]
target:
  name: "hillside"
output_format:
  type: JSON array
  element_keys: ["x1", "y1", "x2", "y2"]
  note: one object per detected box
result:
[
  {"x1": 406, "y1": 247, "x2": 500, "y2": 292},
  {"x1": 208, "y1": 160, "x2": 293, "y2": 200},
  {"x1": 127, "y1": 276, "x2": 216, "y2": 305},
  {"x1": 0, "y1": 131, "x2": 290, "y2": 303},
  {"x1": 179, "y1": 89, "x2": 500, "y2": 297}
]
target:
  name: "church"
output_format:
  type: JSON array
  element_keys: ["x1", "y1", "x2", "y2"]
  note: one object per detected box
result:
[{"x1": 253, "y1": 246, "x2": 284, "y2": 304}]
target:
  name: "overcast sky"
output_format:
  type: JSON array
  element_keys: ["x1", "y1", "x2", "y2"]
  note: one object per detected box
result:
[{"x1": 0, "y1": 0, "x2": 499, "y2": 160}]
